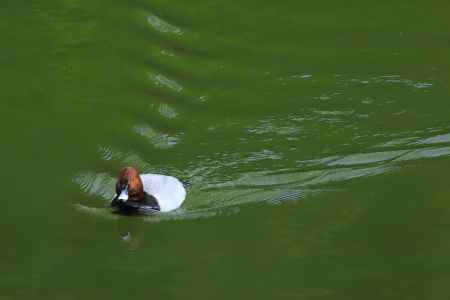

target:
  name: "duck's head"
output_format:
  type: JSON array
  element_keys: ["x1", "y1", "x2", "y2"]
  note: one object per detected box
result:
[{"x1": 111, "y1": 167, "x2": 145, "y2": 207}]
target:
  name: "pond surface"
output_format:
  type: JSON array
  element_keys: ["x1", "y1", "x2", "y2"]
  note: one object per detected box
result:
[{"x1": 1, "y1": 0, "x2": 450, "y2": 298}]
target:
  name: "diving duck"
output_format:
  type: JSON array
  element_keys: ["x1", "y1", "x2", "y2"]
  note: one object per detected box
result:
[{"x1": 111, "y1": 167, "x2": 186, "y2": 214}]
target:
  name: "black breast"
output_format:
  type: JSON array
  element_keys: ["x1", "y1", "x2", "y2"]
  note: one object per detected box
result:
[{"x1": 114, "y1": 193, "x2": 160, "y2": 214}]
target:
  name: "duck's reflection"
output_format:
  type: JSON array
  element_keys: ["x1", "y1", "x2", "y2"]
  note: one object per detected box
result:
[
  {"x1": 120, "y1": 231, "x2": 141, "y2": 250},
  {"x1": 116, "y1": 218, "x2": 143, "y2": 251}
]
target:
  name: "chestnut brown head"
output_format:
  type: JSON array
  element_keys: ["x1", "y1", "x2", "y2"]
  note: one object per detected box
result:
[{"x1": 113, "y1": 167, "x2": 145, "y2": 204}]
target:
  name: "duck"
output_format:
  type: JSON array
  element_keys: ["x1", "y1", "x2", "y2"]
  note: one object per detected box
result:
[{"x1": 110, "y1": 167, "x2": 186, "y2": 214}]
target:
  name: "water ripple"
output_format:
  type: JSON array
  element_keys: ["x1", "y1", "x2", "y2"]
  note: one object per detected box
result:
[
  {"x1": 146, "y1": 14, "x2": 183, "y2": 35},
  {"x1": 340, "y1": 74, "x2": 433, "y2": 90},
  {"x1": 327, "y1": 150, "x2": 408, "y2": 166},
  {"x1": 148, "y1": 72, "x2": 183, "y2": 93},
  {"x1": 96, "y1": 146, "x2": 178, "y2": 175},
  {"x1": 73, "y1": 172, "x2": 116, "y2": 200},
  {"x1": 134, "y1": 124, "x2": 179, "y2": 149},
  {"x1": 416, "y1": 133, "x2": 450, "y2": 145},
  {"x1": 75, "y1": 137, "x2": 450, "y2": 222},
  {"x1": 157, "y1": 103, "x2": 178, "y2": 119}
]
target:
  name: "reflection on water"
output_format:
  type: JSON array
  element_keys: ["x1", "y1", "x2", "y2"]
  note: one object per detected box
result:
[
  {"x1": 5, "y1": 0, "x2": 450, "y2": 297},
  {"x1": 74, "y1": 172, "x2": 116, "y2": 200},
  {"x1": 341, "y1": 74, "x2": 434, "y2": 90},
  {"x1": 325, "y1": 150, "x2": 408, "y2": 166},
  {"x1": 68, "y1": 3, "x2": 450, "y2": 223},
  {"x1": 416, "y1": 133, "x2": 450, "y2": 145},
  {"x1": 148, "y1": 72, "x2": 184, "y2": 93},
  {"x1": 147, "y1": 14, "x2": 183, "y2": 35},
  {"x1": 74, "y1": 130, "x2": 450, "y2": 222},
  {"x1": 134, "y1": 124, "x2": 179, "y2": 148},
  {"x1": 157, "y1": 103, "x2": 178, "y2": 119}
]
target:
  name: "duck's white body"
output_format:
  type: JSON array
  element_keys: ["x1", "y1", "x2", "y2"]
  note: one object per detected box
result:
[{"x1": 140, "y1": 174, "x2": 186, "y2": 212}]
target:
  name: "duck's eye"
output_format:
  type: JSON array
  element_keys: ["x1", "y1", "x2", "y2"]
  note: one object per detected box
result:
[{"x1": 120, "y1": 183, "x2": 129, "y2": 191}]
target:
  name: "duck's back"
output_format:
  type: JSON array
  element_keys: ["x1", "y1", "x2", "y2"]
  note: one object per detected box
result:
[{"x1": 140, "y1": 174, "x2": 186, "y2": 212}]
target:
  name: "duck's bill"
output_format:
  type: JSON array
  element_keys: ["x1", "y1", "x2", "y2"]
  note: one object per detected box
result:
[
  {"x1": 111, "y1": 184, "x2": 129, "y2": 207},
  {"x1": 117, "y1": 188, "x2": 129, "y2": 201}
]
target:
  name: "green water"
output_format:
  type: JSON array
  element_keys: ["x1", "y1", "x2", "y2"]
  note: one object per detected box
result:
[{"x1": 2, "y1": 0, "x2": 450, "y2": 298}]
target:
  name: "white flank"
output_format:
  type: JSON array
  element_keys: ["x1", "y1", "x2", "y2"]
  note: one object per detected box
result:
[{"x1": 140, "y1": 174, "x2": 186, "y2": 212}]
